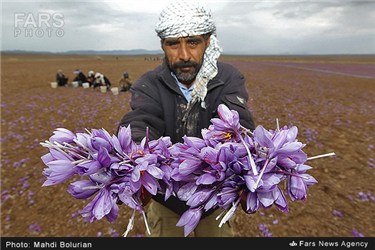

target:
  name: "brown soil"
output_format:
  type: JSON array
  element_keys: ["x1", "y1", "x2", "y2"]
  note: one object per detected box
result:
[{"x1": 1, "y1": 53, "x2": 374, "y2": 237}]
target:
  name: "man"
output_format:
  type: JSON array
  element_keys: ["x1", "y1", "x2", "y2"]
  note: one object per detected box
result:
[
  {"x1": 56, "y1": 69, "x2": 68, "y2": 87},
  {"x1": 118, "y1": 0, "x2": 255, "y2": 237},
  {"x1": 118, "y1": 71, "x2": 132, "y2": 92},
  {"x1": 87, "y1": 70, "x2": 96, "y2": 87},
  {"x1": 72, "y1": 69, "x2": 88, "y2": 87},
  {"x1": 93, "y1": 72, "x2": 111, "y2": 89}
]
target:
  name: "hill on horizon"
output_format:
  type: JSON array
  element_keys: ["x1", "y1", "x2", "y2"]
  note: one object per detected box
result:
[{"x1": 1, "y1": 49, "x2": 164, "y2": 55}]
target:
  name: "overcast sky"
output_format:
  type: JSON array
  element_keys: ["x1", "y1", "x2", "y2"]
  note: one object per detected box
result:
[{"x1": 1, "y1": 0, "x2": 375, "y2": 54}]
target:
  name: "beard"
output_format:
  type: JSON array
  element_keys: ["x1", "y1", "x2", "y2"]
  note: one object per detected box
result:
[{"x1": 168, "y1": 59, "x2": 202, "y2": 83}]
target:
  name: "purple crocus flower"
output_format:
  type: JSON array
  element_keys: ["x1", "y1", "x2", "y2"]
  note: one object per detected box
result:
[
  {"x1": 67, "y1": 179, "x2": 99, "y2": 199},
  {"x1": 170, "y1": 136, "x2": 208, "y2": 179},
  {"x1": 90, "y1": 129, "x2": 114, "y2": 152},
  {"x1": 186, "y1": 188, "x2": 215, "y2": 207},
  {"x1": 41, "y1": 148, "x2": 70, "y2": 165},
  {"x1": 76, "y1": 159, "x2": 102, "y2": 176},
  {"x1": 209, "y1": 104, "x2": 241, "y2": 141},
  {"x1": 217, "y1": 186, "x2": 238, "y2": 208},
  {"x1": 287, "y1": 164, "x2": 318, "y2": 201},
  {"x1": 195, "y1": 147, "x2": 225, "y2": 185},
  {"x1": 76, "y1": 146, "x2": 115, "y2": 176},
  {"x1": 89, "y1": 168, "x2": 115, "y2": 185},
  {"x1": 79, "y1": 187, "x2": 119, "y2": 223},
  {"x1": 274, "y1": 186, "x2": 289, "y2": 213},
  {"x1": 210, "y1": 104, "x2": 258, "y2": 175},
  {"x1": 332, "y1": 209, "x2": 344, "y2": 217},
  {"x1": 176, "y1": 206, "x2": 203, "y2": 237},
  {"x1": 42, "y1": 156, "x2": 77, "y2": 186},
  {"x1": 115, "y1": 125, "x2": 138, "y2": 155},
  {"x1": 176, "y1": 181, "x2": 199, "y2": 202},
  {"x1": 352, "y1": 229, "x2": 364, "y2": 237},
  {"x1": 131, "y1": 154, "x2": 164, "y2": 195},
  {"x1": 49, "y1": 128, "x2": 75, "y2": 144},
  {"x1": 112, "y1": 181, "x2": 143, "y2": 211},
  {"x1": 218, "y1": 143, "x2": 248, "y2": 173}
]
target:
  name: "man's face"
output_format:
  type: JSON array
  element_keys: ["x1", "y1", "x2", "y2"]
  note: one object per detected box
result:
[{"x1": 162, "y1": 35, "x2": 210, "y2": 86}]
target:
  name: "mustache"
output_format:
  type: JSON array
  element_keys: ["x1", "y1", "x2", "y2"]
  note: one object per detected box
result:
[{"x1": 172, "y1": 61, "x2": 198, "y2": 69}]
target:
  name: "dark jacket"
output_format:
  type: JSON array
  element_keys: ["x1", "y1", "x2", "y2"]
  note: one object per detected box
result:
[
  {"x1": 118, "y1": 60, "x2": 255, "y2": 215},
  {"x1": 93, "y1": 75, "x2": 111, "y2": 89},
  {"x1": 56, "y1": 73, "x2": 68, "y2": 86},
  {"x1": 73, "y1": 72, "x2": 88, "y2": 86},
  {"x1": 104, "y1": 76, "x2": 111, "y2": 87}
]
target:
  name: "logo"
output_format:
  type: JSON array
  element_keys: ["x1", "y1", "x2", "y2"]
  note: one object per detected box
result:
[
  {"x1": 14, "y1": 12, "x2": 65, "y2": 38},
  {"x1": 289, "y1": 241, "x2": 298, "y2": 247}
]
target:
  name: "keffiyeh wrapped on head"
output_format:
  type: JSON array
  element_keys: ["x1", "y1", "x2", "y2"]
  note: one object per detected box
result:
[{"x1": 155, "y1": 0, "x2": 223, "y2": 108}]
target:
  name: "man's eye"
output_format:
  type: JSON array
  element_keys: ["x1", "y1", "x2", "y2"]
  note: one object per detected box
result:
[
  {"x1": 188, "y1": 39, "x2": 201, "y2": 47},
  {"x1": 170, "y1": 43, "x2": 179, "y2": 49},
  {"x1": 165, "y1": 40, "x2": 179, "y2": 47}
]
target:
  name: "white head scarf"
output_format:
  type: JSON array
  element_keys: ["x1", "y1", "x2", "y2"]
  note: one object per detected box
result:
[{"x1": 155, "y1": 0, "x2": 223, "y2": 108}]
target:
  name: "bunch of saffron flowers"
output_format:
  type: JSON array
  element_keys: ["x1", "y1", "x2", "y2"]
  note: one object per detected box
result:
[
  {"x1": 40, "y1": 126, "x2": 174, "y2": 236},
  {"x1": 170, "y1": 104, "x2": 335, "y2": 236},
  {"x1": 41, "y1": 104, "x2": 334, "y2": 237}
]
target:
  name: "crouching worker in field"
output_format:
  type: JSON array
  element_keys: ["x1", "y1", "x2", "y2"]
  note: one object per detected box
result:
[
  {"x1": 56, "y1": 69, "x2": 68, "y2": 87},
  {"x1": 117, "y1": 0, "x2": 255, "y2": 237},
  {"x1": 93, "y1": 72, "x2": 111, "y2": 90},
  {"x1": 73, "y1": 69, "x2": 88, "y2": 87},
  {"x1": 87, "y1": 70, "x2": 96, "y2": 87},
  {"x1": 118, "y1": 71, "x2": 132, "y2": 92}
]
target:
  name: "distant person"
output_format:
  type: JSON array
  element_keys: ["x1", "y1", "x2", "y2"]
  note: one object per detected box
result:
[
  {"x1": 56, "y1": 69, "x2": 68, "y2": 87},
  {"x1": 93, "y1": 72, "x2": 111, "y2": 89},
  {"x1": 72, "y1": 69, "x2": 88, "y2": 87},
  {"x1": 87, "y1": 70, "x2": 96, "y2": 87},
  {"x1": 118, "y1": 71, "x2": 132, "y2": 92}
]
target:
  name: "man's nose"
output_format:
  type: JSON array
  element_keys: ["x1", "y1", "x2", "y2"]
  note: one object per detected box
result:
[{"x1": 178, "y1": 42, "x2": 191, "y2": 61}]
